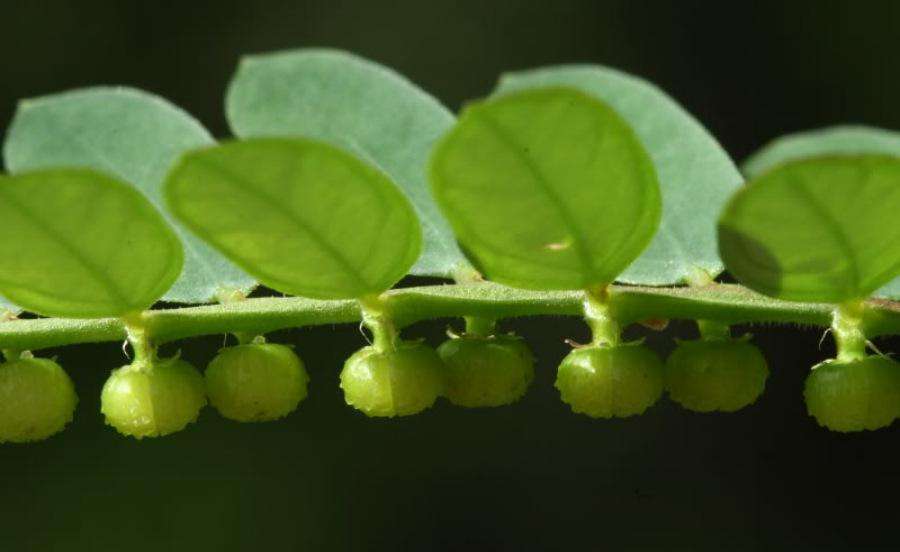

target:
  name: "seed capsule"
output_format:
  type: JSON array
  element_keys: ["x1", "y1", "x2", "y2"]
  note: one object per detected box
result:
[
  {"x1": 0, "y1": 357, "x2": 77, "y2": 443},
  {"x1": 665, "y1": 338, "x2": 769, "y2": 413},
  {"x1": 340, "y1": 341, "x2": 444, "y2": 417},
  {"x1": 101, "y1": 357, "x2": 206, "y2": 438},
  {"x1": 555, "y1": 342, "x2": 664, "y2": 418},
  {"x1": 804, "y1": 355, "x2": 900, "y2": 432},
  {"x1": 205, "y1": 343, "x2": 309, "y2": 422},
  {"x1": 437, "y1": 334, "x2": 534, "y2": 407}
]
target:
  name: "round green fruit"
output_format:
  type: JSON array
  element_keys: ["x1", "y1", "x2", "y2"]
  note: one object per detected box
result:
[
  {"x1": 804, "y1": 355, "x2": 900, "y2": 432},
  {"x1": 101, "y1": 357, "x2": 206, "y2": 439},
  {"x1": 0, "y1": 357, "x2": 77, "y2": 443},
  {"x1": 555, "y1": 343, "x2": 664, "y2": 418},
  {"x1": 205, "y1": 343, "x2": 309, "y2": 422},
  {"x1": 665, "y1": 338, "x2": 769, "y2": 413},
  {"x1": 340, "y1": 341, "x2": 444, "y2": 417},
  {"x1": 437, "y1": 334, "x2": 534, "y2": 407}
]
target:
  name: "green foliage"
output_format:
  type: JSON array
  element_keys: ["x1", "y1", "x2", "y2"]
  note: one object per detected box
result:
[
  {"x1": 0, "y1": 48, "x2": 899, "y2": 438},
  {"x1": 226, "y1": 48, "x2": 466, "y2": 278},
  {"x1": 437, "y1": 334, "x2": 534, "y2": 407},
  {"x1": 742, "y1": 125, "x2": 900, "y2": 300},
  {"x1": 718, "y1": 156, "x2": 900, "y2": 303},
  {"x1": 166, "y1": 138, "x2": 422, "y2": 300},
  {"x1": 555, "y1": 342, "x2": 664, "y2": 418},
  {"x1": 495, "y1": 65, "x2": 742, "y2": 285},
  {"x1": 205, "y1": 342, "x2": 309, "y2": 422},
  {"x1": 804, "y1": 355, "x2": 900, "y2": 432},
  {"x1": 0, "y1": 357, "x2": 77, "y2": 443},
  {"x1": 3, "y1": 87, "x2": 254, "y2": 304},
  {"x1": 430, "y1": 87, "x2": 661, "y2": 291},
  {"x1": 340, "y1": 341, "x2": 444, "y2": 417},
  {"x1": 100, "y1": 357, "x2": 206, "y2": 439},
  {"x1": 665, "y1": 338, "x2": 769, "y2": 413},
  {"x1": 0, "y1": 169, "x2": 183, "y2": 318}
]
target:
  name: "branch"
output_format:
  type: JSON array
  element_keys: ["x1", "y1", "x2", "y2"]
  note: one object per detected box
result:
[{"x1": 0, "y1": 283, "x2": 897, "y2": 352}]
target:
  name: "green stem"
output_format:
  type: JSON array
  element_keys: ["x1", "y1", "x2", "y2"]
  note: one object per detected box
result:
[
  {"x1": 0, "y1": 283, "x2": 897, "y2": 353},
  {"x1": 696, "y1": 319, "x2": 731, "y2": 340},
  {"x1": 359, "y1": 294, "x2": 399, "y2": 353},
  {"x1": 832, "y1": 300, "x2": 868, "y2": 362},
  {"x1": 122, "y1": 313, "x2": 156, "y2": 368},
  {"x1": 464, "y1": 316, "x2": 497, "y2": 338},
  {"x1": 584, "y1": 286, "x2": 620, "y2": 347}
]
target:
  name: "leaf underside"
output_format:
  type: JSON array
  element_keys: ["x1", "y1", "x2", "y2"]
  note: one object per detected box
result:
[
  {"x1": 165, "y1": 138, "x2": 422, "y2": 300},
  {"x1": 741, "y1": 125, "x2": 900, "y2": 300},
  {"x1": 0, "y1": 169, "x2": 183, "y2": 318},
  {"x1": 719, "y1": 156, "x2": 900, "y2": 303},
  {"x1": 430, "y1": 87, "x2": 661, "y2": 291},
  {"x1": 2, "y1": 86, "x2": 256, "y2": 304},
  {"x1": 225, "y1": 48, "x2": 466, "y2": 278},
  {"x1": 494, "y1": 65, "x2": 742, "y2": 286}
]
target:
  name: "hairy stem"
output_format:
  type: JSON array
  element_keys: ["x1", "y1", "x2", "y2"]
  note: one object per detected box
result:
[{"x1": 0, "y1": 283, "x2": 897, "y2": 352}]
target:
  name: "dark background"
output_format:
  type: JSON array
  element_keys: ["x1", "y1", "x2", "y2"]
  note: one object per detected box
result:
[{"x1": 2, "y1": 1, "x2": 900, "y2": 550}]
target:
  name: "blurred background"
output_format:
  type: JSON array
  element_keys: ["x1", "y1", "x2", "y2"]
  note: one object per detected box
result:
[{"x1": 2, "y1": 1, "x2": 900, "y2": 550}]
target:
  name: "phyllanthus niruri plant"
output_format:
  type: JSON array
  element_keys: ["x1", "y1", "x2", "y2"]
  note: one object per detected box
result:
[{"x1": 0, "y1": 49, "x2": 898, "y2": 443}]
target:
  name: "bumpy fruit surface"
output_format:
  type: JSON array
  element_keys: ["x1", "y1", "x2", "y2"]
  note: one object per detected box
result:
[
  {"x1": 804, "y1": 355, "x2": 900, "y2": 432},
  {"x1": 340, "y1": 341, "x2": 444, "y2": 417},
  {"x1": 665, "y1": 338, "x2": 769, "y2": 413},
  {"x1": 555, "y1": 343, "x2": 664, "y2": 418},
  {"x1": 0, "y1": 357, "x2": 77, "y2": 443},
  {"x1": 437, "y1": 334, "x2": 534, "y2": 407},
  {"x1": 101, "y1": 357, "x2": 206, "y2": 438},
  {"x1": 205, "y1": 343, "x2": 309, "y2": 422}
]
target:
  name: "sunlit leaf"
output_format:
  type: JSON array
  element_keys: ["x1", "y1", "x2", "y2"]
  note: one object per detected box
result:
[
  {"x1": 742, "y1": 125, "x2": 900, "y2": 299},
  {"x1": 495, "y1": 65, "x2": 742, "y2": 285},
  {"x1": 165, "y1": 138, "x2": 421, "y2": 300},
  {"x1": 226, "y1": 48, "x2": 466, "y2": 278},
  {"x1": 719, "y1": 156, "x2": 900, "y2": 303},
  {"x1": 3, "y1": 86, "x2": 256, "y2": 303},
  {"x1": 430, "y1": 87, "x2": 661, "y2": 291},
  {"x1": 0, "y1": 169, "x2": 183, "y2": 318}
]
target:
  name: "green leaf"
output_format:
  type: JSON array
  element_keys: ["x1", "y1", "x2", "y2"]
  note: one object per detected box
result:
[
  {"x1": 742, "y1": 125, "x2": 900, "y2": 299},
  {"x1": 429, "y1": 87, "x2": 661, "y2": 291},
  {"x1": 165, "y1": 138, "x2": 422, "y2": 300},
  {"x1": 718, "y1": 156, "x2": 900, "y2": 303},
  {"x1": 495, "y1": 65, "x2": 742, "y2": 285},
  {"x1": 3, "y1": 87, "x2": 255, "y2": 304},
  {"x1": 0, "y1": 169, "x2": 183, "y2": 318},
  {"x1": 225, "y1": 48, "x2": 466, "y2": 278}
]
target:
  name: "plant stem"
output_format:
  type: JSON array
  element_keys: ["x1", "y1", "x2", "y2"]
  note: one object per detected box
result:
[
  {"x1": 696, "y1": 319, "x2": 731, "y2": 340},
  {"x1": 584, "y1": 286, "x2": 620, "y2": 347},
  {"x1": 463, "y1": 316, "x2": 497, "y2": 338},
  {"x1": 832, "y1": 300, "x2": 868, "y2": 362},
  {"x1": 0, "y1": 282, "x2": 896, "y2": 352},
  {"x1": 359, "y1": 295, "x2": 399, "y2": 353}
]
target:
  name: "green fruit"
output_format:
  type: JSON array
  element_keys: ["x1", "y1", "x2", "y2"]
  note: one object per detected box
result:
[
  {"x1": 555, "y1": 343, "x2": 664, "y2": 418},
  {"x1": 804, "y1": 355, "x2": 900, "y2": 432},
  {"x1": 0, "y1": 357, "x2": 77, "y2": 443},
  {"x1": 437, "y1": 334, "x2": 534, "y2": 407},
  {"x1": 665, "y1": 338, "x2": 769, "y2": 413},
  {"x1": 101, "y1": 357, "x2": 206, "y2": 439},
  {"x1": 205, "y1": 343, "x2": 309, "y2": 422},
  {"x1": 340, "y1": 341, "x2": 444, "y2": 417}
]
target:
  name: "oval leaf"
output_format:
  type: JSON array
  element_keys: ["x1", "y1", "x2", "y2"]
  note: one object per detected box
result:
[
  {"x1": 0, "y1": 169, "x2": 183, "y2": 318},
  {"x1": 718, "y1": 156, "x2": 900, "y2": 303},
  {"x1": 225, "y1": 48, "x2": 466, "y2": 278},
  {"x1": 742, "y1": 125, "x2": 900, "y2": 299},
  {"x1": 495, "y1": 65, "x2": 742, "y2": 285},
  {"x1": 3, "y1": 86, "x2": 256, "y2": 303},
  {"x1": 429, "y1": 87, "x2": 661, "y2": 291},
  {"x1": 165, "y1": 138, "x2": 422, "y2": 300}
]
